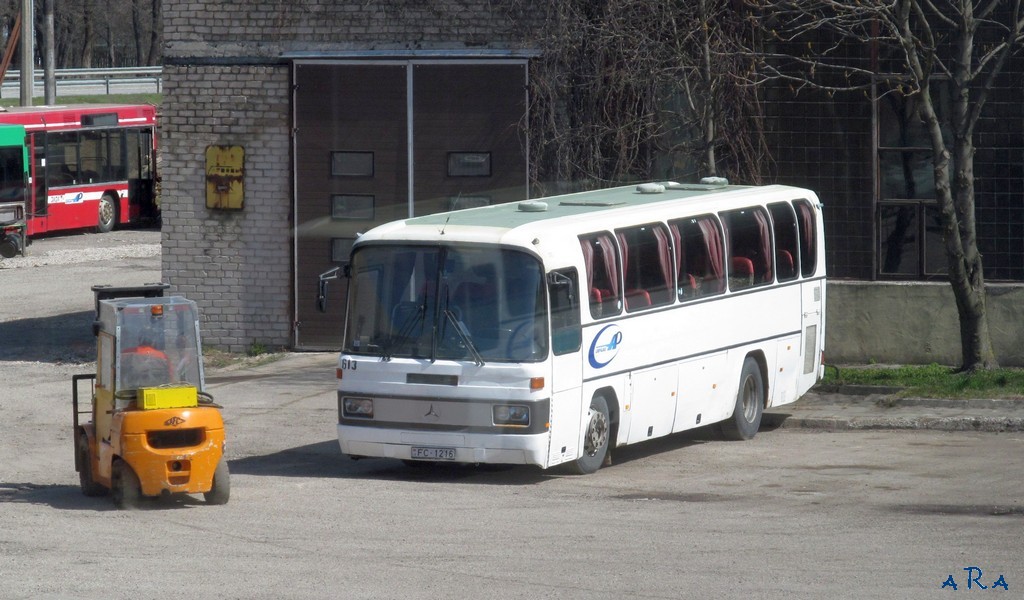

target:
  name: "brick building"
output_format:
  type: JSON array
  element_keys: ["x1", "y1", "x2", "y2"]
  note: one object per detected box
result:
[
  {"x1": 161, "y1": 1, "x2": 541, "y2": 351},
  {"x1": 161, "y1": 2, "x2": 1024, "y2": 364}
]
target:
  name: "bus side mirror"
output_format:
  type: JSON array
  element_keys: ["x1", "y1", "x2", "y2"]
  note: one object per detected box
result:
[
  {"x1": 316, "y1": 287, "x2": 328, "y2": 313},
  {"x1": 316, "y1": 267, "x2": 341, "y2": 313}
]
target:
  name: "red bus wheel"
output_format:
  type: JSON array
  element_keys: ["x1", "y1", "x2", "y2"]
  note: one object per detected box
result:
[{"x1": 97, "y1": 194, "x2": 117, "y2": 233}]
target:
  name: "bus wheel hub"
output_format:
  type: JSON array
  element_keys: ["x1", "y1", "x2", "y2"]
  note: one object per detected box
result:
[{"x1": 584, "y1": 410, "x2": 609, "y2": 457}]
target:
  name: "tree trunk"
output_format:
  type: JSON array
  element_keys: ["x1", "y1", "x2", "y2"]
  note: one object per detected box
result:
[
  {"x1": 147, "y1": 0, "x2": 160, "y2": 66},
  {"x1": 131, "y1": 0, "x2": 142, "y2": 65},
  {"x1": 82, "y1": 0, "x2": 93, "y2": 68},
  {"x1": 105, "y1": 0, "x2": 115, "y2": 67},
  {"x1": 915, "y1": 62, "x2": 998, "y2": 372}
]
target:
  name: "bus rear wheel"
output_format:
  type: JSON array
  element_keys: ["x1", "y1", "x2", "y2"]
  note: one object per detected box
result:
[
  {"x1": 719, "y1": 356, "x2": 764, "y2": 441},
  {"x1": 572, "y1": 395, "x2": 610, "y2": 474},
  {"x1": 97, "y1": 194, "x2": 117, "y2": 233}
]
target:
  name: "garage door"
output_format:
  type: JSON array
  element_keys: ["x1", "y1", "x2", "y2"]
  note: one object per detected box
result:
[{"x1": 293, "y1": 60, "x2": 529, "y2": 349}]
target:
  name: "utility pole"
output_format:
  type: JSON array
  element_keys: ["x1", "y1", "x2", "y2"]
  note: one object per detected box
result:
[
  {"x1": 19, "y1": 0, "x2": 33, "y2": 106},
  {"x1": 44, "y1": 0, "x2": 55, "y2": 104}
]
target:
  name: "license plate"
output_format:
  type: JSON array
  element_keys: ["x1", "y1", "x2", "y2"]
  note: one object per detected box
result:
[{"x1": 410, "y1": 447, "x2": 456, "y2": 461}]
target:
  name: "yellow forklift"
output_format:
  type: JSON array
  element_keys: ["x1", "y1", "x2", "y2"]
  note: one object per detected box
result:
[{"x1": 72, "y1": 284, "x2": 229, "y2": 508}]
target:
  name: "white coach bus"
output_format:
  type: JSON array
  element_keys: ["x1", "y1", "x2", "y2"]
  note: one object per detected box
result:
[{"x1": 318, "y1": 179, "x2": 825, "y2": 473}]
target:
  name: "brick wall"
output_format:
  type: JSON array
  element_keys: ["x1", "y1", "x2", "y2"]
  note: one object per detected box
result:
[
  {"x1": 160, "y1": 65, "x2": 292, "y2": 352},
  {"x1": 164, "y1": 1, "x2": 529, "y2": 56}
]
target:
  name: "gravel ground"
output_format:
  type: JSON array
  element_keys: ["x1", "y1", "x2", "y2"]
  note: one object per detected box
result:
[{"x1": 0, "y1": 227, "x2": 161, "y2": 363}]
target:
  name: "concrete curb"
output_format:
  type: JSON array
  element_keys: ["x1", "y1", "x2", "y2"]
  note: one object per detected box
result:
[{"x1": 763, "y1": 413, "x2": 1024, "y2": 432}]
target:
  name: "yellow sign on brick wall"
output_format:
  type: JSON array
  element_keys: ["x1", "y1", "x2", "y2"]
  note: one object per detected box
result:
[{"x1": 205, "y1": 145, "x2": 245, "y2": 210}]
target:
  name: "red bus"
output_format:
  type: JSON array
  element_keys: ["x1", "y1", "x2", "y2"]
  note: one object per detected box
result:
[{"x1": 0, "y1": 104, "x2": 158, "y2": 237}]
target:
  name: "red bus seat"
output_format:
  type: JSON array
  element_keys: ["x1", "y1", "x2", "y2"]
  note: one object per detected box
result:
[{"x1": 730, "y1": 256, "x2": 755, "y2": 289}]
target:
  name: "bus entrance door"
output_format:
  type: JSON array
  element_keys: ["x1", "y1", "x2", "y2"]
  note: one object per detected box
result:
[
  {"x1": 547, "y1": 269, "x2": 584, "y2": 466},
  {"x1": 549, "y1": 348, "x2": 582, "y2": 466}
]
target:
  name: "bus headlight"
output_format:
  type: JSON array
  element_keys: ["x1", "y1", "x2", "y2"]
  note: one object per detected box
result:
[
  {"x1": 343, "y1": 397, "x2": 374, "y2": 418},
  {"x1": 493, "y1": 404, "x2": 530, "y2": 426}
]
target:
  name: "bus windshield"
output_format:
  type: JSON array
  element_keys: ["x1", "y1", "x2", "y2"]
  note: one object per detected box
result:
[{"x1": 344, "y1": 244, "x2": 548, "y2": 363}]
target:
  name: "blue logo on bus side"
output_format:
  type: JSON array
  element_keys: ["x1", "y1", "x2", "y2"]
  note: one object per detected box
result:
[{"x1": 588, "y1": 324, "x2": 623, "y2": 369}]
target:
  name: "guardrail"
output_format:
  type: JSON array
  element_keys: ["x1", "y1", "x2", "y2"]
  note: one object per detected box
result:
[{"x1": 1, "y1": 66, "x2": 162, "y2": 97}]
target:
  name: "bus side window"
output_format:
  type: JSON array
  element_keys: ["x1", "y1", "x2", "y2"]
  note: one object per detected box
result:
[
  {"x1": 669, "y1": 214, "x2": 726, "y2": 300},
  {"x1": 548, "y1": 268, "x2": 581, "y2": 355},
  {"x1": 46, "y1": 132, "x2": 79, "y2": 187},
  {"x1": 616, "y1": 223, "x2": 673, "y2": 311},
  {"x1": 579, "y1": 233, "x2": 621, "y2": 319},
  {"x1": 723, "y1": 206, "x2": 774, "y2": 290},
  {"x1": 768, "y1": 201, "x2": 800, "y2": 282},
  {"x1": 794, "y1": 199, "x2": 817, "y2": 277}
]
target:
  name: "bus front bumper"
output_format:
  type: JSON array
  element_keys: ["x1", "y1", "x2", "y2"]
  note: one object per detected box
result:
[{"x1": 338, "y1": 424, "x2": 550, "y2": 468}]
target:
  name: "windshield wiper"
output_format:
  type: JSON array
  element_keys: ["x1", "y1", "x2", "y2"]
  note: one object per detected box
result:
[
  {"x1": 382, "y1": 302, "x2": 426, "y2": 361},
  {"x1": 443, "y1": 309, "x2": 484, "y2": 366}
]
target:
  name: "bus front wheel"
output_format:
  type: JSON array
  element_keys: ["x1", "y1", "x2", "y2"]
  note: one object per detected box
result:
[
  {"x1": 719, "y1": 356, "x2": 764, "y2": 441},
  {"x1": 97, "y1": 194, "x2": 117, "y2": 233},
  {"x1": 572, "y1": 395, "x2": 610, "y2": 474}
]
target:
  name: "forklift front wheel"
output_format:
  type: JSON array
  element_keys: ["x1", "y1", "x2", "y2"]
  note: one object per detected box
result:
[
  {"x1": 204, "y1": 459, "x2": 230, "y2": 505},
  {"x1": 112, "y1": 460, "x2": 142, "y2": 509},
  {"x1": 77, "y1": 434, "x2": 106, "y2": 497}
]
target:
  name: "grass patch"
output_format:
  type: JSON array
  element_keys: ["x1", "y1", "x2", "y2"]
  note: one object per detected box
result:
[
  {"x1": 824, "y1": 363, "x2": 1024, "y2": 399},
  {"x1": 0, "y1": 93, "x2": 161, "y2": 107}
]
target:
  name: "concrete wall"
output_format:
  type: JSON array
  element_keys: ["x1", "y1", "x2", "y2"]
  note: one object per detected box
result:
[{"x1": 826, "y1": 281, "x2": 1024, "y2": 367}]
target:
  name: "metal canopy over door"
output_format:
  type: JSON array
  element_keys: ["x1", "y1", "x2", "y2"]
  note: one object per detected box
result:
[{"x1": 292, "y1": 59, "x2": 529, "y2": 349}]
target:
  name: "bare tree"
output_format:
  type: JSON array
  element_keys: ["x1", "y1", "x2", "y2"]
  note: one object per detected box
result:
[
  {"x1": 131, "y1": 0, "x2": 143, "y2": 65},
  {"x1": 105, "y1": 0, "x2": 116, "y2": 66},
  {"x1": 508, "y1": 1, "x2": 768, "y2": 195},
  {"x1": 147, "y1": 0, "x2": 160, "y2": 65},
  {"x1": 747, "y1": 0, "x2": 1024, "y2": 371},
  {"x1": 82, "y1": 0, "x2": 94, "y2": 67},
  {"x1": 8, "y1": 0, "x2": 161, "y2": 69}
]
